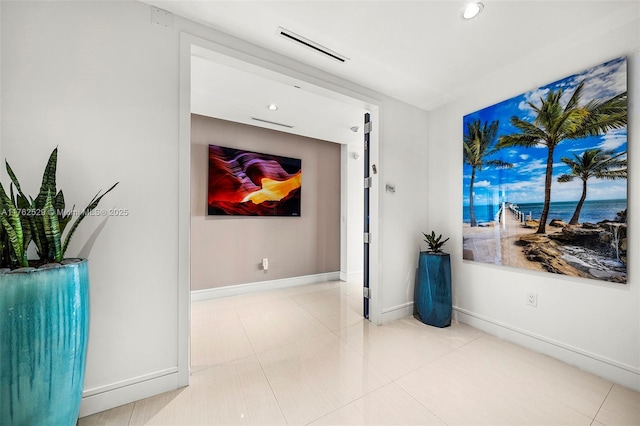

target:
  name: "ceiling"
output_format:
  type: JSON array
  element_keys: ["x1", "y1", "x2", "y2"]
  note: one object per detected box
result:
[
  {"x1": 143, "y1": 1, "x2": 639, "y2": 142},
  {"x1": 191, "y1": 47, "x2": 367, "y2": 145}
]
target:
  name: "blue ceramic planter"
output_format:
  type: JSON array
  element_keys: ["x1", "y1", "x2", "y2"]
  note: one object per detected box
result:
[
  {"x1": 0, "y1": 260, "x2": 89, "y2": 426},
  {"x1": 415, "y1": 252, "x2": 452, "y2": 327}
]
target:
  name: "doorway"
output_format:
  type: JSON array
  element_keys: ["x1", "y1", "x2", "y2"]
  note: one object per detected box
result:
[{"x1": 177, "y1": 34, "x2": 381, "y2": 386}]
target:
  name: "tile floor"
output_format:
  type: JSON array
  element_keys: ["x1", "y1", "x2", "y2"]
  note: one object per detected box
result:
[{"x1": 80, "y1": 281, "x2": 640, "y2": 425}]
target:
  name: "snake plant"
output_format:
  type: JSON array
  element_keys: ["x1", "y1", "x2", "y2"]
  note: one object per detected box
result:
[
  {"x1": 422, "y1": 231, "x2": 450, "y2": 254},
  {"x1": 0, "y1": 148, "x2": 117, "y2": 268}
]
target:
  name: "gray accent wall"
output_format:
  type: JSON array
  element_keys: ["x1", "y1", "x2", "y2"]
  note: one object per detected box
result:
[{"x1": 191, "y1": 114, "x2": 341, "y2": 290}]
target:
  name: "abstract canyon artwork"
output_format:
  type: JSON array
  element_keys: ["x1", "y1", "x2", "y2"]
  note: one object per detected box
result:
[
  {"x1": 462, "y1": 57, "x2": 628, "y2": 283},
  {"x1": 208, "y1": 144, "x2": 302, "y2": 216}
]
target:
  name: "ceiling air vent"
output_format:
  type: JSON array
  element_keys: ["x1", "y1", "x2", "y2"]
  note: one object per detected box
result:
[
  {"x1": 251, "y1": 117, "x2": 294, "y2": 129},
  {"x1": 277, "y1": 27, "x2": 349, "y2": 63}
]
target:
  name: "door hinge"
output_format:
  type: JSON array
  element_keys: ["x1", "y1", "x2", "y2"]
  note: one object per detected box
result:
[
  {"x1": 364, "y1": 121, "x2": 372, "y2": 134},
  {"x1": 363, "y1": 287, "x2": 371, "y2": 299},
  {"x1": 364, "y1": 177, "x2": 372, "y2": 188},
  {"x1": 364, "y1": 233, "x2": 372, "y2": 244}
]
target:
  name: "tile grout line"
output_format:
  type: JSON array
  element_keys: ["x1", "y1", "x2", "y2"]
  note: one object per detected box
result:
[
  {"x1": 390, "y1": 325, "x2": 487, "y2": 381},
  {"x1": 393, "y1": 378, "x2": 450, "y2": 426},
  {"x1": 248, "y1": 283, "x2": 374, "y2": 425},
  {"x1": 302, "y1": 381, "x2": 391, "y2": 426},
  {"x1": 127, "y1": 401, "x2": 136, "y2": 426},
  {"x1": 289, "y1": 288, "x2": 350, "y2": 335},
  {"x1": 239, "y1": 285, "x2": 346, "y2": 424},
  {"x1": 254, "y1": 355, "x2": 291, "y2": 426},
  {"x1": 323, "y1": 317, "x2": 477, "y2": 425},
  {"x1": 233, "y1": 296, "x2": 267, "y2": 357},
  {"x1": 234, "y1": 293, "x2": 297, "y2": 426},
  {"x1": 466, "y1": 334, "x2": 608, "y2": 423},
  {"x1": 381, "y1": 323, "x2": 487, "y2": 425},
  {"x1": 468, "y1": 333, "x2": 613, "y2": 422},
  {"x1": 590, "y1": 383, "x2": 614, "y2": 426}
]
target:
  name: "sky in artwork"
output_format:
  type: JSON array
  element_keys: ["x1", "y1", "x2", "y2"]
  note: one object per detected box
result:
[{"x1": 462, "y1": 56, "x2": 627, "y2": 207}]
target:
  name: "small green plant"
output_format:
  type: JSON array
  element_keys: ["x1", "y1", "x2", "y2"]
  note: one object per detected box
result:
[
  {"x1": 0, "y1": 148, "x2": 118, "y2": 269},
  {"x1": 422, "y1": 231, "x2": 449, "y2": 254}
]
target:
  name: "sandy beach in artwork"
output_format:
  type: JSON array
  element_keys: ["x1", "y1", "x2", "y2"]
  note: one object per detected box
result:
[
  {"x1": 463, "y1": 206, "x2": 627, "y2": 283},
  {"x1": 463, "y1": 211, "x2": 545, "y2": 272}
]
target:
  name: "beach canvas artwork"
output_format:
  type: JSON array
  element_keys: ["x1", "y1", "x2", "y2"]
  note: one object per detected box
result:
[
  {"x1": 208, "y1": 145, "x2": 302, "y2": 216},
  {"x1": 462, "y1": 57, "x2": 628, "y2": 283}
]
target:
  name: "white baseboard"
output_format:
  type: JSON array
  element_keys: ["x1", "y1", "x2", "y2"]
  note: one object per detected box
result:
[
  {"x1": 79, "y1": 368, "x2": 180, "y2": 417},
  {"x1": 381, "y1": 301, "x2": 414, "y2": 324},
  {"x1": 191, "y1": 271, "x2": 341, "y2": 302},
  {"x1": 454, "y1": 307, "x2": 640, "y2": 392}
]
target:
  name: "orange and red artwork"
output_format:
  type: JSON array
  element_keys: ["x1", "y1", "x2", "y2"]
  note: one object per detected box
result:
[{"x1": 208, "y1": 145, "x2": 302, "y2": 216}]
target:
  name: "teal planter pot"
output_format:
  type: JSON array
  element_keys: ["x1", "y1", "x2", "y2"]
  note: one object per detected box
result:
[
  {"x1": 414, "y1": 252, "x2": 452, "y2": 328},
  {"x1": 0, "y1": 260, "x2": 89, "y2": 426}
]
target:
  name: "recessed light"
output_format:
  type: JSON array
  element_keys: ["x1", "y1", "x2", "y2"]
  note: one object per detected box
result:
[
  {"x1": 461, "y1": 2, "x2": 484, "y2": 20},
  {"x1": 268, "y1": 104, "x2": 278, "y2": 111}
]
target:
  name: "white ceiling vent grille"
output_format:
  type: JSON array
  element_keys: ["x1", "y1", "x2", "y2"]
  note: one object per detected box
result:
[
  {"x1": 277, "y1": 27, "x2": 349, "y2": 63},
  {"x1": 251, "y1": 117, "x2": 295, "y2": 129}
]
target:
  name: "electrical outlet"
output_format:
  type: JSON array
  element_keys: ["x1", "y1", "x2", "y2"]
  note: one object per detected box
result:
[
  {"x1": 262, "y1": 258, "x2": 268, "y2": 271},
  {"x1": 526, "y1": 292, "x2": 538, "y2": 307}
]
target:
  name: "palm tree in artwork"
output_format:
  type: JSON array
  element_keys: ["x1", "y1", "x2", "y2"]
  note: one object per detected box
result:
[
  {"x1": 496, "y1": 81, "x2": 627, "y2": 234},
  {"x1": 557, "y1": 148, "x2": 627, "y2": 225},
  {"x1": 463, "y1": 119, "x2": 512, "y2": 227}
]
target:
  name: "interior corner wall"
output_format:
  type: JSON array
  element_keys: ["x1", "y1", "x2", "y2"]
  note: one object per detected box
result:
[
  {"x1": 377, "y1": 98, "x2": 430, "y2": 322},
  {"x1": 427, "y1": 19, "x2": 640, "y2": 390},
  {"x1": 190, "y1": 114, "x2": 340, "y2": 290}
]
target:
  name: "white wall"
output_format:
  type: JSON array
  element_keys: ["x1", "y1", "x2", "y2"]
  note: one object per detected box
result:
[
  {"x1": 379, "y1": 99, "x2": 430, "y2": 321},
  {"x1": 341, "y1": 142, "x2": 364, "y2": 283},
  {"x1": 427, "y1": 19, "x2": 640, "y2": 390},
  {"x1": 1, "y1": 0, "x2": 182, "y2": 414},
  {"x1": 1, "y1": 0, "x2": 429, "y2": 415}
]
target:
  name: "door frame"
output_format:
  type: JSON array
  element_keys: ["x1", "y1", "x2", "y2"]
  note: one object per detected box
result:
[{"x1": 178, "y1": 33, "x2": 381, "y2": 386}]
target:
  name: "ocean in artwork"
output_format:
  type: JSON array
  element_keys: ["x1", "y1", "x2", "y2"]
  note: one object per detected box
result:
[{"x1": 463, "y1": 199, "x2": 626, "y2": 225}]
